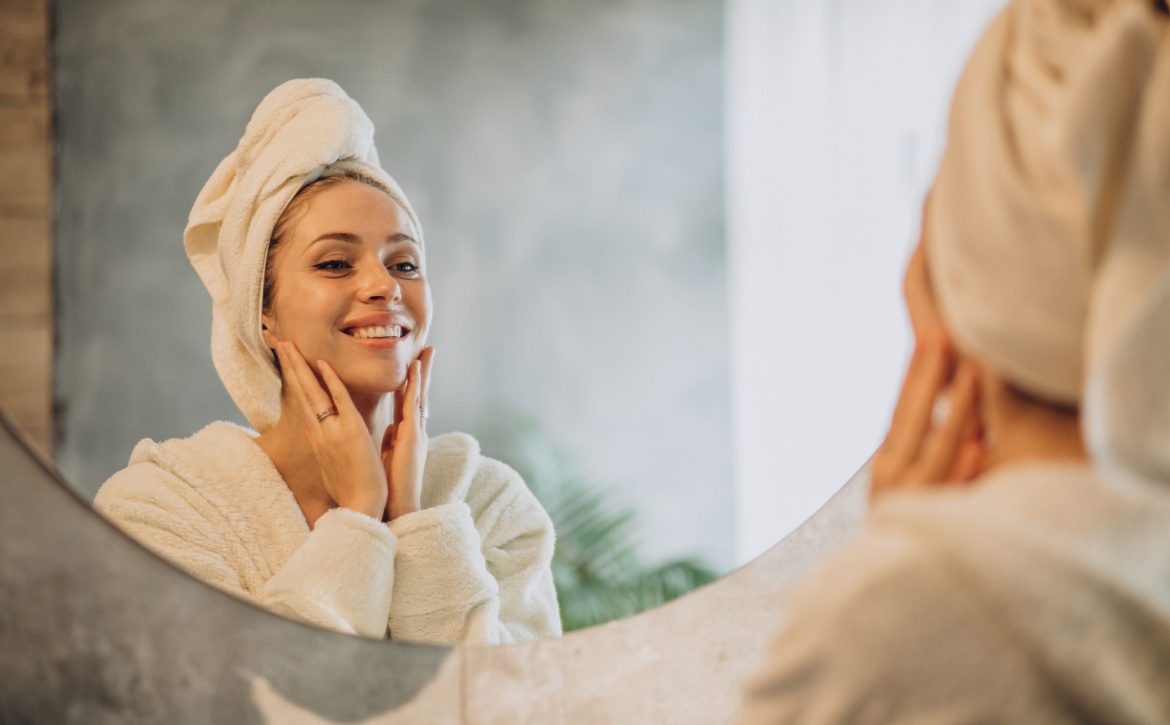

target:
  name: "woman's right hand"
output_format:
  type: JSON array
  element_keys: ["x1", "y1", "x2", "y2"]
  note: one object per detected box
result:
[
  {"x1": 276, "y1": 341, "x2": 388, "y2": 520},
  {"x1": 870, "y1": 227, "x2": 985, "y2": 502}
]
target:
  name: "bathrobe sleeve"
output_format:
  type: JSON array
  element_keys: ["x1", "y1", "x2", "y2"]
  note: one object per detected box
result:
[
  {"x1": 386, "y1": 457, "x2": 561, "y2": 644},
  {"x1": 736, "y1": 527, "x2": 1063, "y2": 724},
  {"x1": 94, "y1": 462, "x2": 397, "y2": 639}
]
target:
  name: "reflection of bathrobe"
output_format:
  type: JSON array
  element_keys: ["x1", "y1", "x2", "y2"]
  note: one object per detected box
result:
[
  {"x1": 94, "y1": 421, "x2": 561, "y2": 643},
  {"x1": 739, "y1": 463, "x2": 1170, "y2": 723}
]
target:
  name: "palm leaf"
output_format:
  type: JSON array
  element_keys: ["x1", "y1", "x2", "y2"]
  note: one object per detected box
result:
[{"x1": 501, "y1": 413, "x2": 719, "y2": 632}]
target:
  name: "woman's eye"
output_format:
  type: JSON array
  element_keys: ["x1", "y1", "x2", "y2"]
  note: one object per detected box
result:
[
  {"x1": 314, "y1": 259, "x2": 351, "y2": 271},
  {"x1": 389, "y1": 260, "x2": 421, "y2": 276}
]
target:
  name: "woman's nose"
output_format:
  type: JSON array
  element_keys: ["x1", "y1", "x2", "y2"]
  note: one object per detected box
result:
[{"x1": 358, "y1": 263, "x2": 402, "y2": 303}]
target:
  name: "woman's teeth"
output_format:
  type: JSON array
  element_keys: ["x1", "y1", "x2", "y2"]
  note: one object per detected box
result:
[{"x1": 349, "y1": 325, "x2": 404, "y2": 339}]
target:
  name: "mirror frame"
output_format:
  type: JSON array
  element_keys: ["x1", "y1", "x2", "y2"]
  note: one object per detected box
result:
[{"x1": 0, "y1": 408, "x2": 867, "y2": 722}]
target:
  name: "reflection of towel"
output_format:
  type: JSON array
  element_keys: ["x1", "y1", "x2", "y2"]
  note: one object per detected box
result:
[
  {"x1": 927, "y1": 0, "x2": 1170, "y2": 492},
  {"x1": 183, "y1": 79, "x2": 423, "y2": 431},
  {"x1": 94, "y1": 423, "x2": 561, "y2": 642}
]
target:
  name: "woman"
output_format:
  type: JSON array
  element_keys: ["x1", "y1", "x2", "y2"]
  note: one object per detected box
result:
[
  {"x1": 741, "y1": 0, "x2": 1170, "y2": 721},
  {"x1": 94, "y1": 79, "x2": 562, "y2": 644}
]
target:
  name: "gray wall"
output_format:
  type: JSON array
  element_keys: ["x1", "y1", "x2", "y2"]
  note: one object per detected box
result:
[{"x1": 54, "y1": 0, "x2": 731, "y2": 570}]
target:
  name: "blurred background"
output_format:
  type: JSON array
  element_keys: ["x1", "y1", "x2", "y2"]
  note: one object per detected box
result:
[{"x1": 2, "y1": 0, "x2": 1000, "y2": 627}]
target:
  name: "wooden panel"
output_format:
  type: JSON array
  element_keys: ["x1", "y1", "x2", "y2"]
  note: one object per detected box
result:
[
  {"x1": 0, "y1": 0, "x2": 49, "y2": 99},
  {"x1": 0, "y1": 327, "x2": 51, "y2": 445},
  {"x1": 0, "y1": 104, "x2": 50, "y2": 207},
  {"x1": 0, "y1": 211, "x2": 51, "y2": 323},
  {"x1": 0, "y1": 0, "x2": 52, "y2": 451}
]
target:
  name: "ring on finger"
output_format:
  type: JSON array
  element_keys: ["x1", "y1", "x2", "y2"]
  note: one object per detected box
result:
[
  {"x1": 315, "y1": 405, "x2": 339, "y2": 422},
  {"x1": 418, "y1": 405, "x2": 428, "y2": 421},
  {"x1": 930, "y1": 395, "x2": 950, "y2": 427}
]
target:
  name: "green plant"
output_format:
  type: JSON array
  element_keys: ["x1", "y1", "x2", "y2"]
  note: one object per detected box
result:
[{"x1": 503, "y1": 414, "x2": 719, "y2": 632}]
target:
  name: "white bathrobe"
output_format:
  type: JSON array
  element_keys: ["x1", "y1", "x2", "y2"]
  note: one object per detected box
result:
[
  {"x1": 739, "y1": 464, "x2": 1170, "y2": 723},
  {"x1": 94, "y1": 421, "x2": 562, "y2": 643}
]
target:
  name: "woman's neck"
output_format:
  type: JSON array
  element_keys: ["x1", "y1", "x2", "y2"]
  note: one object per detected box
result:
[
  {"x1": 255, "y1": 389, "x2": 392, "y2": 527},
  {"x1": 982, "y1": 377, "x2": 1089, "y2": 470}
]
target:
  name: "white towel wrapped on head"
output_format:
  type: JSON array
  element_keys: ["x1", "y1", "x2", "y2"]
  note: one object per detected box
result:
[
  {"x1": 183, "y1": 79, "x2": 423, "y2": 431},
  {"x1": 927, "y1": 0, "x2": 1170, "y2": 492}
]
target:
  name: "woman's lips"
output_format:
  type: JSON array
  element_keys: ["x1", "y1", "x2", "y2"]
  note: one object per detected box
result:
[
  {"x1": 343, "y1": 336, "x2": 404, "y2": 350},
  {"x1": 341, "y1": 330, "x2": 410, "y2": 349},
  {"x1": 339, "y1": 321, "x2": 412, "y2": 350}
]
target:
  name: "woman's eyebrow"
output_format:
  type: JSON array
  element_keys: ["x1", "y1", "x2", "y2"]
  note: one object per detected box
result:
[
  {"x1": 308, "y1": 232, "x2": 418, "y2": 247},
  {"x1": 308, "y1": 232, "x2": 361, "y2": 247},
  {"x1": 385, "y1": 233, "x2": 420, "y2": 246}
]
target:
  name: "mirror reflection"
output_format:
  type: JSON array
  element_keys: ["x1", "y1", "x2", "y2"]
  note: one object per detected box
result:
[
  {"x1": 20, "y1": 0, "x2": 1002, "y2": 639},
  {"x1": 94, "y1": 85, "x2": 565, "y2": 643},
  {"x1": 53, "y1": 0, "x2": 735, "y2": 640}
]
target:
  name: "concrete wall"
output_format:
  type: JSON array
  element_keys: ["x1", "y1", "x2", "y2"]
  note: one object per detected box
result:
[
  {"x1": 53, "y1": 0, "x2": 731, "y2": 570},
  {"x1": 0, "y1": 0, "x2": 53, "y2": 456}
]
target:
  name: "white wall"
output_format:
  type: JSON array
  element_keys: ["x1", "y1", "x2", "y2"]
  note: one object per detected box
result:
[{"x1": 727, "y1": 0, "x2": 1004, "y2": 564}]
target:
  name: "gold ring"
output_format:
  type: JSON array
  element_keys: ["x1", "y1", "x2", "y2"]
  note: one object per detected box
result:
[{"x1": 315, "y1": 406, "x2": 338, "y2": 422}]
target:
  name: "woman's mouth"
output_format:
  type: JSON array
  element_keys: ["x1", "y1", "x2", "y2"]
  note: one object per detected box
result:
[
  {"x1": 344, "y1": 324, "x2": 406, "y2": 340},
  {"x1": 341, "y1": 324, "x2": 411, "y2": 347}
]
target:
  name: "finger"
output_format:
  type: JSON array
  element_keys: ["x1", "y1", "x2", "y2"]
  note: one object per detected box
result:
[
  {"x1": 916, "y1": 362, "x2": 979, "y2": 483},
  {"x1": 283, "y1": 342, "x2": 334, "y2": 416},
  {"x1": 904, "y1": 244, "x2": 935, "y2": 339},
  {"x1": 381, "y1": 422, "x2": 397, "y2": 455},
  {"x1": 404, "y1": 359, "x2": 421, "y2": 424},
  {"x1": 317, "y1": 360, "x2": 359, "y2": 419},
  {"x1": 948, "y1": 439, "x2": 985, "y2": 483},
  {"x1": 419, "y1": 347, "x2": 435, "y2": 413},
  {"x1": 394, "y1": 360, "x2": 421, "y2": 435},
  {"x1": 392, "y1": 377, "x2": 407, "y2": 426},
  {"x1": 276, "y1": 343, "x2": 321, "y2": 427},
  {"x1": 957, "y1": 400, "x2": 982, "y2": 444},
  {"x1": 948, "y1": 386, "x2": 986, "y2": 482},
  {"x1": 881, "y1": 344, "x2": 953, "y2": 470},
  {"x1": 904, "y1": 202, "x2": 952, "y2": 350}
]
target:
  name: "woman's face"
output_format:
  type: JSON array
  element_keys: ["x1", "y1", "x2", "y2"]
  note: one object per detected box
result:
[{"x1": 261, "y1": 180, "x2": 431, "y2": 395}]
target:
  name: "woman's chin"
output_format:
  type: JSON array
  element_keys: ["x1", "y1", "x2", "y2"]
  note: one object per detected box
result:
[
  {"x1": 325, "y1": 359, "x2": 408, "y2": 397},
  {"x1": 339, "y1": 372, "x2": 406, "y2": 396}
]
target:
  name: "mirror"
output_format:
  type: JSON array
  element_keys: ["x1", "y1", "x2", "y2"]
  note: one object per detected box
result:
[{"x1": 41, "y1": 0, "x2": 1001, "y2": 638}]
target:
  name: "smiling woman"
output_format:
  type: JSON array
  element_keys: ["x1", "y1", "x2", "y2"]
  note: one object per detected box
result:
[{"x1": 92, "y1": 79, "x2": 562, "y2": 644}]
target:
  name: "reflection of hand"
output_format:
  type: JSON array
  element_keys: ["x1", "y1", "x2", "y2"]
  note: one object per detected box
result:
[
  {"x1": 381, "y1": 347, "x2": 434, "y2": 521},
  {"x1": 870, "y1": 228, "x2": 985, "y2": 502},
  {"x1": 276, "y1": 341, "x2": 388, "y2": 519},
  {"x1": 903, "y1": 204, "x2": 951, "y2": 351}
]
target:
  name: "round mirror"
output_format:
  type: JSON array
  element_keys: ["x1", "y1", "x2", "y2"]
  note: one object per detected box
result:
[{"x1": 39, "y1": 0, "x2": 999, "y2": 637}]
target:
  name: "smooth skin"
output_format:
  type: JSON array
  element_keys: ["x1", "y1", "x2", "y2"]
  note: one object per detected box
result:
[
  {"x1": 871, "y1": 201, "x2": 1088, "y2": 501},
  {"x1": 255, "y1": 180, "x2": 435, "y2": 527}
]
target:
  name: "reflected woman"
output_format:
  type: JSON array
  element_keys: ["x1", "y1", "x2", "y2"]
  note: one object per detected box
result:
[
  {"x1": 94, "y1": 79, "x2": 561, "y2": 643},
  {"x1": 742, "y1": 0, "x2": 1170, "y2": 721}
]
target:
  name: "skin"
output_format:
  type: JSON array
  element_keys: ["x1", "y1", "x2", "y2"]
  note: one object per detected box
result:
[
  {"x1": 254, "y1": 180, "x2": 436, "y2": 527},
  {"x1": 870, "y1": 202, "x2": 1088, "y2": 500}
]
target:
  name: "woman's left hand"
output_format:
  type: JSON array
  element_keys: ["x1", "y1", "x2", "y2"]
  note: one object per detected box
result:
[{"x1": 380, "y1": 347, "x2": 435, "y2": 521}]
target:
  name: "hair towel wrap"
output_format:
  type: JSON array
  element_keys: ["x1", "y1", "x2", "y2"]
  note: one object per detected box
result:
[{"x1": 928, "y1": 0, "x2": 1170, "y2": 490}]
